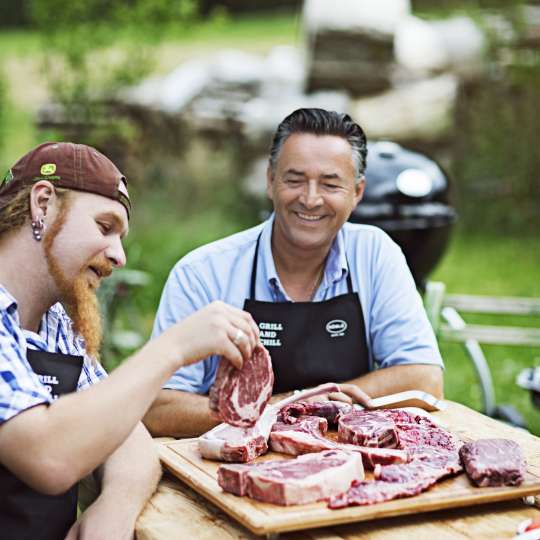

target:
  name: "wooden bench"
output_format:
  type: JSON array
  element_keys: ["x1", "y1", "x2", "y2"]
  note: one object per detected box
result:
[{"x1": 424, "y1": 281, "x2": 540, "y2": 422}]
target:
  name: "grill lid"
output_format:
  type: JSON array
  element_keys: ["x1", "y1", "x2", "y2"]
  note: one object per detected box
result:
[{"x1": 351, "y1": 141, "x2": 456, "y2": 229}]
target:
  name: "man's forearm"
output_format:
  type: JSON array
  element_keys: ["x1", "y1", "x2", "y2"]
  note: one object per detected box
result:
[
  {"x1": 143, "y1": 389, "x2": 219, "y2": 438},
  {"x1": 95, "y1": 423, "x2": 161, "y2": 527},
  {"x1": 347, "y1": 364, "x2": 444, "y2": 399}
]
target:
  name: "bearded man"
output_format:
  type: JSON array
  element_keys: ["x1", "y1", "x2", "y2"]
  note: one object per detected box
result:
[{"x1": 0, "y1": 142, "x2": 259, "y2": 539}]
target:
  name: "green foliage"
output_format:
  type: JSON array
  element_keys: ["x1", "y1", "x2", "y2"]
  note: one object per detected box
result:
[
  {"x1": 28, "y1": 0, "x2": 198, "y2": 138},
  {"x1": 0, "y1": 74, "x2": 5, "y2": 158}
]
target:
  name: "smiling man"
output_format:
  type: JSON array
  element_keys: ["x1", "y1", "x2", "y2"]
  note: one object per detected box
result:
[
  {"x1": 0, "y1": 142, "x2": 259, "y2": 539},
  {"x1": 145, "y1": 108, "x2": 444, "y2": 439}
]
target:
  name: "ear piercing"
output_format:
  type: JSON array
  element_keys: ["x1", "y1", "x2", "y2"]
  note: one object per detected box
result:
[{"x1": 31, "y1": 217, "x2": 45, "y2": 241}]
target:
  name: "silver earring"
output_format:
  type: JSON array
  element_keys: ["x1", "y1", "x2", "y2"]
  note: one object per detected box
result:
[{"x1": 31, "y1": 217, "x2": 44, "y2": 242}]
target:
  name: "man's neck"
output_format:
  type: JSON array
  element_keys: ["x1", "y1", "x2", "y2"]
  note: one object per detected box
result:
[
  {"x1": 0, "y1": 231, "x2": 56, "y2": 332},
  {"x1": 270, "y1": 224, "x2": 332, "y2": 301}
]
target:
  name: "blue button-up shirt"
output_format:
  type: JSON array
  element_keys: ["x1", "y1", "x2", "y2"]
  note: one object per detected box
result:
[
  {"x1": 0, "y1": 285, "x2": 106, "y2": 424},
  {"x1": 152, "y1": 215, "x2": 443, "y2": 395}
]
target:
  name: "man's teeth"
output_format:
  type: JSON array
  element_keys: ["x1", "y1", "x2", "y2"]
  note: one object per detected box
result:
[{"x1": 297, "y1": 213, "x2": 323, "y2": 221}]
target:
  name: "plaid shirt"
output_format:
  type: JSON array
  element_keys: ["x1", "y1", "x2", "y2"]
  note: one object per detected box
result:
[{"x1": 0, "y1": 284, "x2": 107, "y2": 424}]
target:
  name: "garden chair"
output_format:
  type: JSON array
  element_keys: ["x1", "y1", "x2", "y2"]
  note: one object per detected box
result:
[{"x1": 424, "y1": 281, "x2": 540, "y2": 427}]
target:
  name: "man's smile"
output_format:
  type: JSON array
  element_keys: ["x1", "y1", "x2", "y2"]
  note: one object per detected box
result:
[{"x1": 294, "y1": 211, "x2": 326, "y2": 222}]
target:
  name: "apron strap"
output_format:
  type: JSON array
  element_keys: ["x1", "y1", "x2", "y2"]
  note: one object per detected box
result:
[
  {"x1": 249, "y1": 233, "x2": 262, "y2": 300},
  {"x1": 249, "y1": 231, "x2": 355, "y2": 299}
]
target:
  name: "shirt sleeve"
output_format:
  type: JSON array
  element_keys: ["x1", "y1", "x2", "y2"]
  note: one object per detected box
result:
[
  {"x1": 368, "y1": 233, "x2": 444, "y2": 370},
  {"x1": 0, "y1": 315, "x2": 52, "y2": 425},
  {"x1": 77, "y1": 357, "x2": 108, "y2": 391},
  {"x1": 152, "y1": 261, "x2": 217, "y2": 394}
]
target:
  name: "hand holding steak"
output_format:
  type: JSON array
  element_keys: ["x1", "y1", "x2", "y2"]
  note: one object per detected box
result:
[{"x1": 209, "y1": 345, "x2": 274, "y2": 428}]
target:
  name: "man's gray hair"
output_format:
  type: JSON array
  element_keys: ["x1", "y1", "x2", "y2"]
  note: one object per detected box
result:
[{"x1": 268, "y1": 108, "x2": 368, "y2": 182}]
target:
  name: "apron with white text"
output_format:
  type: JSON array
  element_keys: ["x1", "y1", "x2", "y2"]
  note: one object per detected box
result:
[
  {"x1": 0, "y1": 349, "x2": 83, "y2": 540},
  {"x1": 243, "y1": 234, "x2": 370, "y2": 393}
]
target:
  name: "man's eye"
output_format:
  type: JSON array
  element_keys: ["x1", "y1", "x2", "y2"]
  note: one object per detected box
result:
[
  {"x1": 286, "y1": 179, "x2": 302, "y2": 185},
  {"x1": 324, "y1": 184, "x2": 339, "y2": 190},
  {"x1": 98, "y1": 222, "x2": 111, "y2": 233}
]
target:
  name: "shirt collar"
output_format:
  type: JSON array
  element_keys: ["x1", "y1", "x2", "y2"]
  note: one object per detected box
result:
[
  {"x1": 258, "y1": 214, "x2": 349, "y2": 298},
  {"x1": 0, "y1": 283, "x2": 18, "y2": 314},
  {"x1": 0, "y1": 283, "x2": 66, "y2": 349}
]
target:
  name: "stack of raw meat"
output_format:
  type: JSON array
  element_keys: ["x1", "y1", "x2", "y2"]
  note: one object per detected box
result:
[
  {"x1": 204, "y1": 368, "x2": 526, "y2": 508},
  {"x1": 269, "y1": 403, "x2": 464, "y2": 508}
]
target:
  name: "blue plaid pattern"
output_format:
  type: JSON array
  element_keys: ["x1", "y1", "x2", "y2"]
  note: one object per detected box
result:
[{"x1": 0, "y1": 284, "x2": 107, "y2": 424}]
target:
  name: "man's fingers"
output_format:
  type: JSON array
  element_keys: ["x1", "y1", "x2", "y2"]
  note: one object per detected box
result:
[
  {"x1": 326, "y1": 391, "x2": 353, "y2": 404},
  {"x1": 339, "y1": 384, "x2": 374, "y2": 408},
  {"x1": 221, "y1": 340, "x2": 244, "y2": 370}
]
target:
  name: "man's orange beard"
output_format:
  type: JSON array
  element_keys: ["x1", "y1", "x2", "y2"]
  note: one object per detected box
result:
[{"x1": 42, "y1": 206, "x2": 112, "y2": 359}]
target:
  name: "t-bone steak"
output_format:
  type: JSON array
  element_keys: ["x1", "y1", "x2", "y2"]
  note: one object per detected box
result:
[
  {"x1": 209, "y1": 344, "x2": 274, "y2": 427},
  {"x1": 459, "y1": 438, "x2": 526, "y2": 487},
  {"x1": 199, "y1": 383, "x2": 340, "y2": 462},
  {"x1": 218, "y1": 450, "x2": 364, "y2": 506}
]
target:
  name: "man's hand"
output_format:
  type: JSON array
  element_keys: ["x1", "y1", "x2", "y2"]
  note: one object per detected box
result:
[
  {"x1": 327, "y1": 383, "x2": 373, "y2": 408},
  {"x1": 162, "y1": 301, "x2": 260, "y2": 371},
  {"x1": 269, "y1": 383, "x2": 373, "y2": 408}
]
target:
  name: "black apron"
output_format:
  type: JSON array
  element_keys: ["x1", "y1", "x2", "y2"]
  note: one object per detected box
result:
[
  {"x1": 243, "y1": 234, "x2": 370, "y2": 394},
  {"x1": 0, "y1": 349, "x2": 84, "y2": 540}
]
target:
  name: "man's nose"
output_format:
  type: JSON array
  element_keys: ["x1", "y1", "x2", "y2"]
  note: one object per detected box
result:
[
  {"x1": 300, "y1": 181, "x2": 323, "y2": 209},
  {"x1": 106, "y1": 237, "x2": 126, "y2": 268}
]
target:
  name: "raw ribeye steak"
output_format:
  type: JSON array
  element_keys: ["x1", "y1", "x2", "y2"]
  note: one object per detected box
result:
[
  {"x1": 209, "y1": 344, "x2": 273, "y2": 427},
  {"x1": 218, "y1": 450, "x2": 364, "y2": 506},
  {"x1": 338, "y1": 410, "x2": 399, "y2": 448},
  {"x1": 459, "y1": 438, "x2": 526, "y2": 487}
]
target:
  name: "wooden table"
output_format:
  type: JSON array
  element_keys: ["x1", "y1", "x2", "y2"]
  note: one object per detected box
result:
[{"x1": 136, "y1": 402, "x2": 540, "y2": 539}]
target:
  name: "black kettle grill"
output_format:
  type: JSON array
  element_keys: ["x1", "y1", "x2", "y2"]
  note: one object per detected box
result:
[{"x1": 349, "y1": 141, "x2": 457, "y2": 290}]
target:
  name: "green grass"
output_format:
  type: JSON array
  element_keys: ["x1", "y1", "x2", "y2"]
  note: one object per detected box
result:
[{"x1": 431, "y1": 228, "x2": 540, "y2": 433}]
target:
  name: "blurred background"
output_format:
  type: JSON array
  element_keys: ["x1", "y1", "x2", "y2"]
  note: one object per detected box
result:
[{"x1": 0, "y1": 0, "x2": 539, "y2": 429}]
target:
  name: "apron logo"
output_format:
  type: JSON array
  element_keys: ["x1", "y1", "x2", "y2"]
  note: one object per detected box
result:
[{"x1": 326, "y1": 319, "x2": 347, "y2": 338}]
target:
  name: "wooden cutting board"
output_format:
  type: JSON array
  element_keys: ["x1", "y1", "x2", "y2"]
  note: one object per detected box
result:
[{"x1": 158, "y1": 401, "x2": 540, "y2": 536}]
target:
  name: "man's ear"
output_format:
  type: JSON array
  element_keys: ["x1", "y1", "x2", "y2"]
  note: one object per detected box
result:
[
  {"x1": 266, "y1": 164, "x2": 275, "y2": 202},
  {"x1": 354, "y1": 176, "x2": 366, "y2": 206},
  {"x1": 29, "y1": 181, "x2": 56, "y2": 222}
]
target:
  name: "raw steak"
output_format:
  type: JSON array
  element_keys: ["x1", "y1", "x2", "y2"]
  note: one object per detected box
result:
[
  {"x1": 396, "y1": 423, "x2": 460, "y2": 451},
  {"x1": 209, "y1": 345, "x2": 274, "y2": 427},
  {"x1": 338, "y1": 410, "x2": 399, "y2": 448},
  {"x1": 218, "y1": 450, "x2": 364, "y2": 506},
  {"x1": 199, "y1": 383, "x2": 340, "y2": 462},
  {"x1": 269, "y1": 416, "x2": 408, "y2": 470},
  {"x1": 329, "y1": 409, "x2": 463, "y2": 509},
  {"x1": 459, "y1": 438, "x2": 526, "y2": 487},
  {"x1": 329, "y1": 446, "x2": 462, "y2": 509},
  {"x1": 280, "y1": 400, "x2": 353, "y2": 425},
  {"x1": 328, "y1": 476, "x2": 437, "y2": 508}
]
